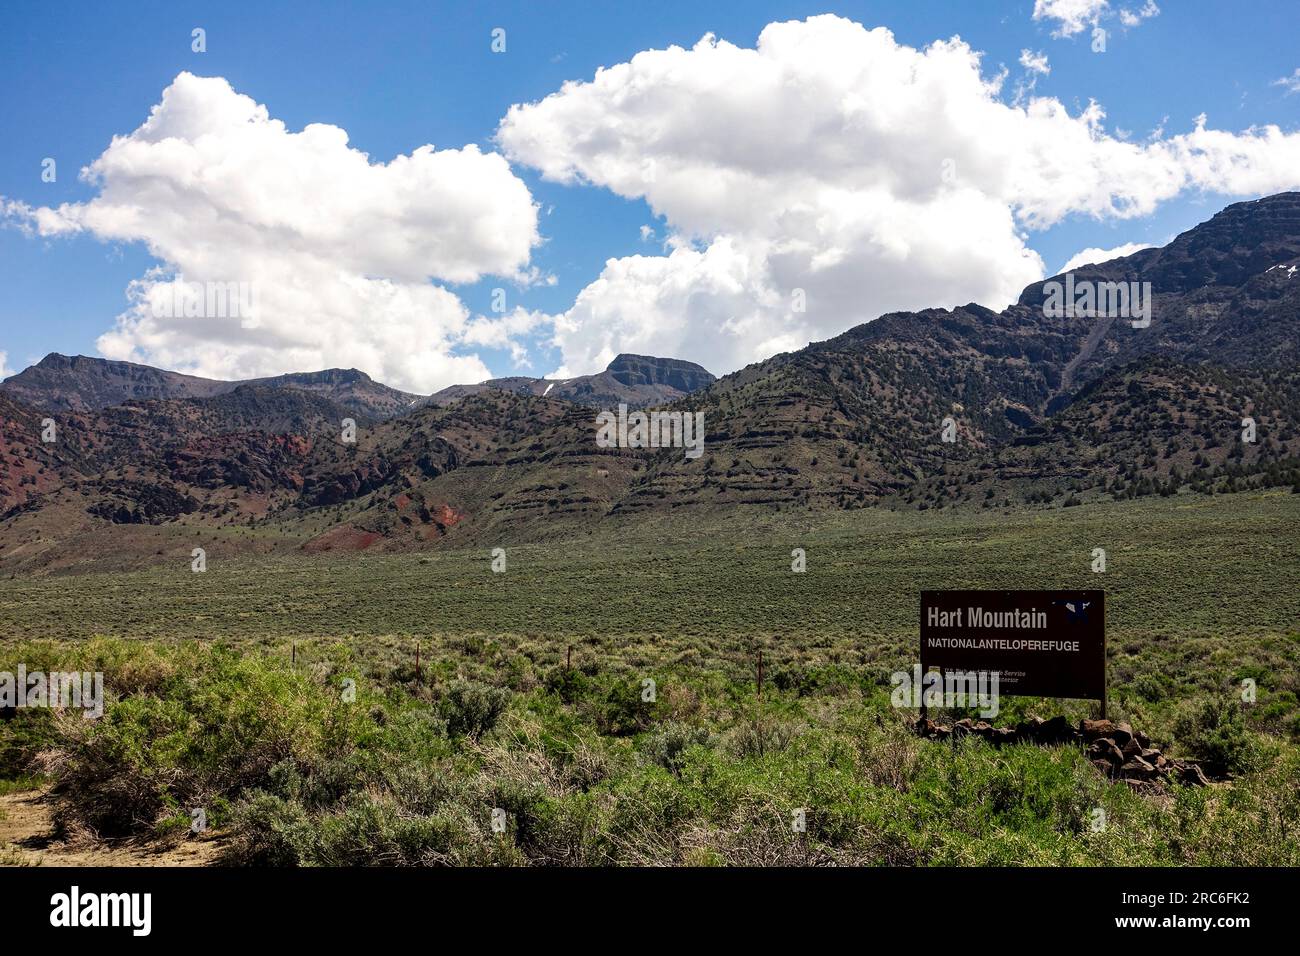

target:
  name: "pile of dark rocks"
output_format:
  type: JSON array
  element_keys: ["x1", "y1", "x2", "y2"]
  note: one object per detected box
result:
[{"x1": 914, "y1": 715, "x2": 1211, "y2": 786}]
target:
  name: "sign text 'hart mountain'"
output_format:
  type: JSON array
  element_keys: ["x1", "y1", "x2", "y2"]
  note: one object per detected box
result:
[{"x1": 921, "y1": 590, "x2": 1106, "y2": 703}]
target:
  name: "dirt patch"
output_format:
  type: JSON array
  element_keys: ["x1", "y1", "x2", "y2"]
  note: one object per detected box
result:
[
  {"x1": 0, "y1": 789, "x2": 224, "y2": 867},
  {"x1": 302, "y1": 524, "x2": 383, "y2": 553},
  {"x1": 430, "y1": 503, "x2": 463, "y2": 528}
]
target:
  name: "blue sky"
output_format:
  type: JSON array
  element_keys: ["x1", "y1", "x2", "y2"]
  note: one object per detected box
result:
[{"x1": 2, "y1": 0, "x2": 1298, "y2": 389}]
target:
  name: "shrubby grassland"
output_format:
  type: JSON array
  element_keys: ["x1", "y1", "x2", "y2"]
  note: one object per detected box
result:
[{"x1": 2, "y1": 492, "x2": 1298, "y2": 865}]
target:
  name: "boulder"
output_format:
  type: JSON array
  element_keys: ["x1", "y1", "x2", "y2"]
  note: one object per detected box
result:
[
  {"x1": 953, "y1": 718, "x2": 975, "y2": 737},
  {"x1": 1038, "y1": 715, "x2": 1075, "y2": 744},
  {"x1": 1176, "y1": 763, "x2": 1211, "y2": 787},
  {"x1": 1080, "y1": 718, "x2": 1116, "y2": 742},
  {"x1": 1013, "y1": 719, "x2": 1042, "y2": 742},
  {"x1": 914, "y1": 717, "x2": 952, "y2": 741},
  {"x1": 912, "y1": 716, "x2": 1204, "y2": 791},
  {"x1": 1089, "y1": 739, "x2": 1125, "y2": 765},
  {"x1": 1120, "y1": 757, "x2": 1159, "y2": 781}
]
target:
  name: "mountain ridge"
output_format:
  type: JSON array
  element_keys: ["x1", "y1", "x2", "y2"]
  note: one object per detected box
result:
[
  {"x1": 1, "y1": 351, "x2": 717, "y2": 420},
  {"x1": 2, "y1": 193, "x2": 1298, "y2": 572},
  {"x1": 424, "y1": 353, "x2": 716, "y2": 408},
  {"x1": 0, "y1": 354, "x2": 420, "y2": 421}
]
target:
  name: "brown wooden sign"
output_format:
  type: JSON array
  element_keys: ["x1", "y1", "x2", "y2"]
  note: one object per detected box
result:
[{"x1": 920, "y1": 590, "x2": 1105, "y2": 703}]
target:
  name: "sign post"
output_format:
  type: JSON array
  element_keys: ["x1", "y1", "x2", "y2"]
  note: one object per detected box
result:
[{"x1": 919, "y1": 590, "x2": 1105, "y2": 713}]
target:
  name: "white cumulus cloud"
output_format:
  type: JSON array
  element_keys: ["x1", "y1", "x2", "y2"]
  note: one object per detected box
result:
[
  {"x1": 1034, "y1": 0, "x2": 1158, "y2": 38},
  {"x1": 1058, "y1": 242, "x2": 1153, "y2": 274},
  {"x1": 1019, "y1": 49, "x2": 1052, "y2": 76},
  {"x1": 1119, "y1": 1, "x2": 1161, "y2": 29},
  {"x1": 499, "y1": 15, "x2": 1300, "y2": 377},
  {"x1": 1033, "y1": 0, "x2": 1111, "y2": 37},
  {"x1": 2, "y1": 72, "x2": 543, "y2": 393},
  {"x1": 0, "y1": 350, "x2": 13, "y2": 381}
]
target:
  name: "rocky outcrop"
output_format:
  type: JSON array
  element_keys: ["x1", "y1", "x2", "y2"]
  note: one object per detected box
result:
[
  {"x1": 1078, "y1": 718, "x2": 1212, "y2": 786},
  {"x1": 426, "y1": 354, "x2": 716, "y2": 409},
  {"x1": 915, "y1": 716, "x2": 1213, "y2": 787},
  {"x1": 243, "y1": 368, "x2": 422, "y2": 420},
  {"x1": 0, "y1": 353, "x2": 232, "y2": 412},
  {"x1": 167, "y1": 433, "x2": 311, "y2": 493},
  {"x1": 605, "y1": 354, "x2": 715, "y2": 393},
  {"x1": 300, "y1": 458, "x2": 395, "y2": 506},
  {"x1": 87, "y1": 479, "x2": 199, "y2": 524}
]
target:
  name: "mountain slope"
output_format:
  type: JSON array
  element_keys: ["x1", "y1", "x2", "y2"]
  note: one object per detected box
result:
[
  {"x1": 0, "y1": 354, "x2": 233, "y2": 411},
  {"x1": 619, "y1": 193, "x2": 1300, "y2": 512},
  {"x1": 2, "y1": 193, "x2": 1299, "y2": 571}
]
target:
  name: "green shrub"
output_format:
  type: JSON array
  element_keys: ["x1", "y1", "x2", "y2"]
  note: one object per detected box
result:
[
  {"x1": 1131, "y1": 673, "x2": 1170, "y2": 703},
  {"x1": 5, "y1": 632, "x2": 1300, "y2": 867},
  {"x1": 722, "y1": 717, "x2": 805, "y2": 758},
  {"x1": 543, "y1": 667, "x2": 591, "y2": 704},
  {"x1": 593, "y1": 679, "x2": 654, "y2": 736},
  {"x1": 638, "y1": 721, "x2": 713, "y2": 774},
  {"x1": 0, "y1": 710, "x2": 57, "y2": 780},
  {"x1": 28, "y1": 642, "x2": 367, "y2": 836},
  {"x1": 437, "y1": 680, "x2": 511, "y2": 738},
  {"x1": 1173, "y1": 697, "x2": 1263, "y2": 777}
]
